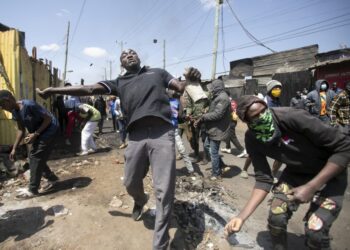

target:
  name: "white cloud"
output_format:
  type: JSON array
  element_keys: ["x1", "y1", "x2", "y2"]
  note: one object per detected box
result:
[
  {"x1": 61, "y1": 9, "x2": 70, "y2": 14},
  {"x1": 56, "y1": 12, "x2": 63, "y2": 17},
  {"x1": 83, "y1": 47, "x2": 107, "y2": 58},
  {"x1": 39, "y1": 43, "x2": 60, "y2": 51},
  {"x1": 199, "y1": 0, "x2": 217, "y2": 10}
]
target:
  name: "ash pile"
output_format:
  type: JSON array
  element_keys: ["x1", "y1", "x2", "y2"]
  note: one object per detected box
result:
[{"x1": 172, "y1": 175, "x2": 259, "y2": 249}]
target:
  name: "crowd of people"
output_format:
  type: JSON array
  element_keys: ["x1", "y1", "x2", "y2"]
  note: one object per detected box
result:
[{"x1": 0, "y1": 48, "x2": 349, "y2": 250}]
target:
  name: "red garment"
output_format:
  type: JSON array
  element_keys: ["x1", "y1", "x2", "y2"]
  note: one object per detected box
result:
[{"x1": 65, "y1": 111, "x2": 79, "y2": 138}]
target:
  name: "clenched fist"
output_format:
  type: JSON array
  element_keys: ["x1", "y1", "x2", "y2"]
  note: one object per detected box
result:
[{"x1": 183, "y1": 67, "x2": 201, "y2": 82}]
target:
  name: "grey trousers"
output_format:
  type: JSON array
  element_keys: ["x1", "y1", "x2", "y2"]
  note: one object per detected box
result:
[{"x1": 124, "y1": 123, "x2": 176, "y2": 250}]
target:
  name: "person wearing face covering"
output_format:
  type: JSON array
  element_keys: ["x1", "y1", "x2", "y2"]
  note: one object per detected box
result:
[
  {"x1": 329, "y1": 81, "x2": 350, "y2": 135},
  {"x1": 306, "y1": 79, "x2": 336, "y2": 124},
  {"x1": 264, "y1": 80, "x2": 282, "y2": 108},
  {"x1": 224, "y1": 95, "x2": 350, "y2": 250}
]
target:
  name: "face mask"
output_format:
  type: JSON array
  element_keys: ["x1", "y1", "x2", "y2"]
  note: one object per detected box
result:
[
  {"x1": 320, "y1": 83, "x2": 327, "y2": 91},
  {"x1": 271, "y1": 88, "x2": 281, "y2": 98},
  {"x1": 249, "y1": 109, "x2": 275, "y2": 142}
]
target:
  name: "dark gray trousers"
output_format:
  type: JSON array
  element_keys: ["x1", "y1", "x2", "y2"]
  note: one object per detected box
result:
[{"x1": 124, "y1": 123, "x2": 175, "y2": 250}]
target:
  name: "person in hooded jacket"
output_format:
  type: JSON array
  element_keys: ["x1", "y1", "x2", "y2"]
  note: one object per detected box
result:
[
  {"x1": 264, "y1": 80, "x2": 282, "y2": 108},
  {"x1": 224, "y1": 95, "x2": 350, "y2": 250},
  {"x1": 194, "y1": 79, "x2": 231, "y2": 180},
  {"x1": 306, "y1": 79, "x2": 336, "y2": 124}
]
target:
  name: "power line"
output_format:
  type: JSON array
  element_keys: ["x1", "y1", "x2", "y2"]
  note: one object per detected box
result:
[
  {"x1": 224, "y1": 0, "x2": 276, "y2": 53},
  {"x1": 166, "y1": 20, "x2": 350, "y2": 67},
  {"x1": 70, "y1": 0, "x2": 87, "y2": 44},
  {"x1": 179, "y1": 9, "x2": 212, "y2": 61}
]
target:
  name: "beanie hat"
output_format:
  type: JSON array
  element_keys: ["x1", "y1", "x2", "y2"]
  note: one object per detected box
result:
[
  {"x1": 236, "y1": 95, "x2": 267, "y2": 122},
  {"x1": 266, "y1": 80, "x2": 282, "y2": 93}
]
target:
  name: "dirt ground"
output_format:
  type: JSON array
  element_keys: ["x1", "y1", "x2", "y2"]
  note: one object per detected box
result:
[{"x1": 0, "y1": 120, "x2": 349, "y2": 250}]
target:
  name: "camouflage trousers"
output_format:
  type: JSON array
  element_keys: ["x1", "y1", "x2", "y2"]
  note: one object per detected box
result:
[{"x1": 268, "y1": 168, "x2": 347, "y2": 250}]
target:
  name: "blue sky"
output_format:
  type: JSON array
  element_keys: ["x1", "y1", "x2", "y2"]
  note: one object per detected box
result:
[{"x1": 1, "y1": 0, "x2": 349, "y2": 84}]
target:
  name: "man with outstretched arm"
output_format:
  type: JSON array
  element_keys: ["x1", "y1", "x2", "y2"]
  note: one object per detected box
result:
[
  {"x1": 224, "y1": 95, "x2": 350, "y2": 250},
  {"x1": 37, "y1": 49, "x2": 200, "y2": 250}
]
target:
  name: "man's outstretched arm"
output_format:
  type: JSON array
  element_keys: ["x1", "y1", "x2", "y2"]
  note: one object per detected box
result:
[{"x1": 36, "y1": 84, "x2": 108, "y2": 99}]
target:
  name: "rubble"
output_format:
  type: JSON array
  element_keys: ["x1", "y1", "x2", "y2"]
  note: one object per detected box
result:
[
  {"x1": 109, "y1": 196, "x2": 123, "y2": 208},
  {"x1": 51, "y1": 205, "x2": 69, "y2": 217}
]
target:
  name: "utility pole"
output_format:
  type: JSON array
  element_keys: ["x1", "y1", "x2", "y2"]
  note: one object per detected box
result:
[
  {"x1": 116, "y1": 40, "x2": 125, "y2": 74},
  {"x1": 62, "y1": 21, "x2": 70, "y2": 85},
  {"x1": 211, "y1": 0, "x2": 222, "y2": 80},
  {"x1": 109, "y1": 60, "x2": 112, "y2": 79},
  {"x1": 163, "y1": 39, "x2": 166, "y2": 69}
]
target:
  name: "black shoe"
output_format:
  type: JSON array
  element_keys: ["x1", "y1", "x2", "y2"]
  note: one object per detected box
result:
[{"x1": 132, "y1": 194, "x2": 149, "y2": 221}]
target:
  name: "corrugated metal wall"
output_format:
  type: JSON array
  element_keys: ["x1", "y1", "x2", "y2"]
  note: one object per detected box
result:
[{"x1": 0, "y1": 28, "x2": 55, "y2": 145}]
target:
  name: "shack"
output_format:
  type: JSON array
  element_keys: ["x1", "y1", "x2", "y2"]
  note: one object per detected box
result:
[
  {"x1": 0, "y1": 23, "x2": 60, "y2": 146},
  {"x1": 224, "y1": 44, "x2": 318, "y2": 106},
  {"x1": 310, "y1": 48, "x2": 350, "y2": 89}
]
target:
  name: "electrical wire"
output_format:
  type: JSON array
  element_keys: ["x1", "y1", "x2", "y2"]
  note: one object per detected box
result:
[
  {"x1": 70, "y1": 0, "x2": 87, "y2": 44},
  {"x1": 224, "y1": 0, "x2": 276, "y2": 53}
]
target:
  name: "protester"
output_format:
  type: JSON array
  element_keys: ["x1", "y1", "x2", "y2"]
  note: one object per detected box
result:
[
  {"x1": 220, "y1": 97, "x2": 247, "y2": 158},
  {"x1": 115, "y1": 96, "x2": 127, "y2": 149},
  {"x1": 36, "y1": 48, "x2": 195, "y2": 250},
  {"x1": 289, "y1": 90, "x2": 306, "y2": 109},
  {"x1": 94, "y1": 95, "x2": 107, "y2": 135},
  {"x1": 306, "y1": 79, "x2": 336, "y2": 124},
  {"x1": 108, "y1": 96, "x2": 118, "y2": 132},
  {"x1": 63, "y1": 82, "x2": 81, "y2": 145},
  {"x1": 183, "y1": 75, "x2": 209, "y2": 163},
  {"x1": 329, "y1": 81, "x2": 350, "y2": 135},
  {"x1": 194, "y1": 79, "x2": 231, "y2": 180},
  {"x1": 76, "y1": 103, "x2": 101, "y2": 156},
  {"x1": 264, "y1": 80, "x2": 282, "y2": 108},
  {"x1": 53, "y1": 95, "x2": 66, "y2": 134},
  {"x1": 225, "y1": 95, "x2": 350, "y2": 250},
  {"x1": 0, "y1": 90, "x2": 59, "y2": 199},
  {"x1": 168, "y1": 90, "x2": 194, "y2": 175},
  {"x1": 331, "y1": 81, "x2": 342, "y2": 94}
]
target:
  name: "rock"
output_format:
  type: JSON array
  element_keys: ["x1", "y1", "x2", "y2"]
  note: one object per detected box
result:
[
  {"x1": 122, "y1": 205, "x2": 129, "y2": 209},
  {"x1": 109, "y1": 196, "x2": 123, "y2": 208},
  {"x1": 51, "y1": 205, "x2": 69, "y2": 217},
  {"x1": 94, "y1": 161, "x2": 99, "y2": 166}
]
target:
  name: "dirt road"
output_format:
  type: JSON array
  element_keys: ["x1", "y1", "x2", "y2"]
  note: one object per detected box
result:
[{"x1": 0, "y1": 120, "x2": 349, "y2": 250}]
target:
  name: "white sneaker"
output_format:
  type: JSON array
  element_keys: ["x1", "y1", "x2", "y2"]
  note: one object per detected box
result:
[
  {"x1": 65, "y1": 139, "x2": 71, "y2": 145},
  {"x1": 220, "y1": 148, "x2": 231, "y2": 154},
  {"x1": 237, "y1": 149, "x2": 248, "y2": 158},
  {"x1": 87, "y1": 148, "x2": 96, "y2": 154},
  {"x1": 240, "y1": 170, "x2": 248, "y2": 179},
  {"x1": 76, "y1": 151, "x2": 89, "y2": 156}
]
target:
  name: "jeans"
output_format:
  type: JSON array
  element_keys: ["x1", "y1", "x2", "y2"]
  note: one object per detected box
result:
[
  {"x1": 175, "y1": 128, "x2": 194, "y2": 172},
  {"x1": 117, "y1": 119, "x2": 127, "y2": 143},
  {"x1": 29, "y1": 135, "x2": 58, "y2": 193},
  {"x1": 204, "y1": 137, "x2": 224, "y2": 176}
]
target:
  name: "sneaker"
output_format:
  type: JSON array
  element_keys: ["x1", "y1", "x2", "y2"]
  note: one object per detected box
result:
[
  {"x1": 237, "y1": 149, "x2": 248, "y2": 158},
  {"x1": 240, "y1": 170, "x2": 248, "y2": 179},
  {"x1": 40, "y1": 180, "x2": 58, "y2": 193},
  {"x1": 220, "y1": 148, "x2": 231, "y2": 154},
  {"x1": 132, "y1": 194, "x2": 149, "y2": 221},
  {"x1": 176, "y1": 154, "x2": 182, "y2": 161},
  {"x1": 87, "y1": 148, "x2": 96, "y2": 154},
  {"x1": 15, "y1": 189, "x2": 38, "y2": 200},
  {"x1": 65, "y1": 139, "x2": 71, "y2": 145},
  {"x1": 76, "y1": 151, "x2": 89, "y2": 156},
  {"x1": 209, "y1": 175, "x2": 222, "y2": 181},
  {"x1": 119, "y1": 143, "x2": 127, "y2": 149}
]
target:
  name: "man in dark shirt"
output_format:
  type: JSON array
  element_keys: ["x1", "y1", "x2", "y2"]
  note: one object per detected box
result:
[
  {"x1": 224, "y1": 95, "x2": 350, "y2": 250},
  {"x1": 0, "y1": 90, "x2": 59, "y2": 199},
  {"x1": 36, "y1": 49, "x2": 199, "y2": 250}
]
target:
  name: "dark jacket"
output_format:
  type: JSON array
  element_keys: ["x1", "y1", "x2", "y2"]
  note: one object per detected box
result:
[
  {"x1": 94, "y1": 97, "x2": 107, "y2": 116},
  {"x1": 201, "y1": 80, "x2": 231, "y2": 141},
  {"x1": 245, "y1": 107, "x2": 350, "y2": 192},
  {"x1": 306, "y1": 80, "x2": 336, "y2": 117}
]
